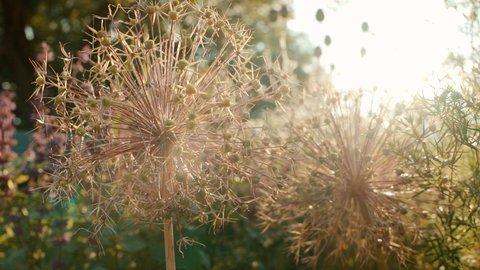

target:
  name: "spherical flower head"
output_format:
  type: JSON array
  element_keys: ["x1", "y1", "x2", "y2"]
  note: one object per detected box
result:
[
  {"x1": 33, "y1": 0, "x2": 279, "y2": 232},
  {"x1": 257, "y1": 90, "x2": 413, "y2": 267}
]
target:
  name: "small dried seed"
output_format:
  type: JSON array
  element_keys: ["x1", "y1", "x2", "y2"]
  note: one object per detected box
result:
[
  {"x1": 82, "y1": 111, "x2": 92, "y2": 121},
  {"x1": 96, "y1": 30, "x2": 107, "y2": 39},
  {"x1": 101, "y1": 97, "x2": 112, "y2": 107},
  {"x1": 129, "y1": 18, "x2": 138, "y2": 26},
  {"x1": 145, "y1": 5, "x2": 156, "y2": 15},
  {"x1": 228, "y1": 153, "x2": 240, "y2": 163},
  {"x1": 177, "y1": 59, "x2": 189, "y2": 70},
  {"x1": 54, "y1": 95, "x2": 64, "y2": 106},
  {"x1": 108, "y1": 65, "x2": 118, "y2": 74},
  {"x1": 186, "y1": 120, "x2": 196, "y2": 130},
  {"x1": 222, "y1": 143, "x2": 232, "y2": 153},
  {"x1": 57, "y1": 86, "x2": 66, "y2": 94},
  {"x1": 273, "y1": 92, "x2": 282, "y2": 100},
  {"x1": 219, "y1": 99, "x2": 230, "y2": 107},
  {"x1": 204, "y1": 10, "x2": 213, "y2": 18},
  {"x1": 169, "y1": 11, "x2": 178, "y2": 21},
  {"x1": 279, "y1": 85, "x2": 290, "y2": 95},
  {"x1": 35, "y1": 76, "x2": 45, "y2": 85},
  {"x1": 223, "y1": 133, "x2": 232, "y2": 141},
  {"x1": 186, "y1": 83, "x2": 196, "y2": 95},
  {"x1": 87, "y1": 97, "x2": 97, "y2": 108},
  {"x1": 214, "y1": 20, "x2": 224, "y2": 29},
  {"x1": 241, "y1": 112, "x2": 250, "y2": 121},
  {"x1": 144, "y1": 40, "x2": 154, "y2": 50},
  {"x1": 164, "y1": 119, "x2": 175, "y2": 130},
  {"x1": 100, "y1": 37, "x2": 111, "y2": 46},
  {"x1": 76, "y1": 127, "x2": 86, "y2": 136}
]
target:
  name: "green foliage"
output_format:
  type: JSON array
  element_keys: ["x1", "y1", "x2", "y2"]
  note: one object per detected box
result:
[
  {"x1": 0, "y1": 185, "x2": 302, "y2": 269},
  {"x1": 392, "y1": 85, "x2": 480, "y2": 269}
]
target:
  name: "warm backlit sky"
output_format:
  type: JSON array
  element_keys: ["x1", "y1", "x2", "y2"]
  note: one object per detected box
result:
[{"x1": 290, "y1": 0, "x2": 471, "y2": 101}]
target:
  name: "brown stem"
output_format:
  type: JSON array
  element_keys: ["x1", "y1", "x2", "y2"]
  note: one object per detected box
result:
[
  {"x1": 158, "y1": 137, "x2": 176, "y2": 270},
  {"x1": 164, "y1": 218, "x2": 176, "y2": 270}
]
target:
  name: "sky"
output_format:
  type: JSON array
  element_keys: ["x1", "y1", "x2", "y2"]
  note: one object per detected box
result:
[{"x1": 290, "y1": 0, "x2": 471, "y2": 101}]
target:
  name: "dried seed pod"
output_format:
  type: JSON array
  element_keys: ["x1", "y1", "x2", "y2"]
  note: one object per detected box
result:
[
  {"x1": 35, "y1": 76, "x2": 45, "y2": 85},
  {"x1": 100, "y1": 37, "x2": 111, "y2": 47},
  {"x1": 177, "y1": 59, "x2": 189, "y2": 70},
  {"x1": 169, "y1": 11, "x2": 178, "y2": 21},
  {"x1": 145, "y1": 5, "x2": 156, "y2": 15},
  {"x1": 185, "y1": 83, "x2": 196, "y2": 95},
  {"x1": 144, "y1": 40, "x2": 154, "y2": 50}
]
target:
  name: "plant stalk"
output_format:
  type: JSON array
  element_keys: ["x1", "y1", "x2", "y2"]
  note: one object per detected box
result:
[
  {"x1": 158, "y1": 139, "x2": 176, "y2": 270},
  {"x1": 164, "y1": 218, "x2": 176, "y2": 270}
]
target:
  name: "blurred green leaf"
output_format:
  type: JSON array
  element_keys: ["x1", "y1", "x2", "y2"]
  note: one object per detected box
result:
[{"x1": 122, "y1": 236, "x2": 147, "y2": 252}]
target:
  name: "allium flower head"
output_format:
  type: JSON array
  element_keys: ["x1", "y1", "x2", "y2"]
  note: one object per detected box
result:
[
  {"x1": 33, "y1": 0, "x2": 280, "y2": 233},
  {"x1": 257, "y1": 89, "x2": 413, "y2": 267}
]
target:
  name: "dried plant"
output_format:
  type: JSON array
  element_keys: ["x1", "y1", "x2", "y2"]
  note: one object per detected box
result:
[
  {"x1": 31, "y1": 1, "x2": 280, "y2": 269},
  {"x1": 256, "y1": 88, "x2": 414, "y2": 268},
  {"x1": 24, "y1": 42, "x2": 66, "y2": 191}
]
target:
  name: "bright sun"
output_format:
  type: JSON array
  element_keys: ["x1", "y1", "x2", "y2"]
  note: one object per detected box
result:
[{"x1": 290, "y1": 0, "x2": 470, "y2": 101}]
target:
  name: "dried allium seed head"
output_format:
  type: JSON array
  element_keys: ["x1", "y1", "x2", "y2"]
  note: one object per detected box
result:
[
  {"x1": 257, "y1": 90, "x2": 414, "y2": 267},
  {"x1": 33, "y1": 0, "x2": 280, "y2": 239}
]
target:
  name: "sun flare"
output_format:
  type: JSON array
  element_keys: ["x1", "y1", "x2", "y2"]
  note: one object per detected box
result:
[{"x1": 290, "y1": 0, "x2": 470, "y2": 101}]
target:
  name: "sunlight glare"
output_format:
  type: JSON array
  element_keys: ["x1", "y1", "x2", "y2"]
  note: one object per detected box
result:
[{"x1": 290, "y1": 0, "x2": 470, "y2": 102}]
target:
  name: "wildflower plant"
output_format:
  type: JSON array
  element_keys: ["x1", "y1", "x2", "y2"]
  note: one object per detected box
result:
[
  {"x1": 256, "y1": 88, "x2": 414, "y2": 268},
  {"x1": 32, "y1": 1, "x2": 280, "y2": 268},
  {"x1": 0, "y1": 89, "x2": 18, "y2": 199},
  {"x1": 393, "y1": 88, "x2": 480, "y2": 269}
]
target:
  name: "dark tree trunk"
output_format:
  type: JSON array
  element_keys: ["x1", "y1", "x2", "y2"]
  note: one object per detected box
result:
[{"x1": 0, "y1": 0, "x2": 39, "y2": 129}]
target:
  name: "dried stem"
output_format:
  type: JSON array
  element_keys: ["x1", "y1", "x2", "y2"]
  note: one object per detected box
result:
[
  {"x1": 158, "y1": 139, "x2": 176, "y2": 269},
  {"x1": 163, "y1": 219, "x2": 175, "y2": 270}
]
